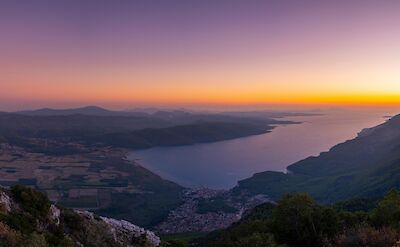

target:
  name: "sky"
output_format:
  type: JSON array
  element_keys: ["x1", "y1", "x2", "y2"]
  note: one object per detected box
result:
[{"x1": 1, "y1": 0, "x2": 400, "y2": 110}]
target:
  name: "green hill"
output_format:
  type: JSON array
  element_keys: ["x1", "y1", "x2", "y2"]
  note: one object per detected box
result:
[{"x1": 198, "y1": 189, "x2": 400, "y2": 247}]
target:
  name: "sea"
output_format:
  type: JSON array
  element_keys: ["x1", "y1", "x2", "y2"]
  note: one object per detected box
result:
[{"x1": 128, "y1": 108, "x2": 399, "y2": 189}]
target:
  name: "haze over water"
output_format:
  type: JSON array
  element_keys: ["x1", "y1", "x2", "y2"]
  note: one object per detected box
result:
[{"x1": 129, "y1": 109, "x2": 399, "y2": 189}]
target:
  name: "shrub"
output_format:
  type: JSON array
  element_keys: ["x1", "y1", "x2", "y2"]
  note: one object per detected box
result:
[
  {"x1": 162, "y1": 239, "x2": 189, "y2": 247},
  {"x1": 271, "y1": 193, "x2": 339, "y2": 247},
  {"x1": 371, "y1": 188, "x2": 400, "y2": 228},
  {"x1": 0, "y1": 222, "x2": 19, "y2": 247},
  {"x1": 11, "y1": 185, "x2": 51, "y2": 220},
  {"x1": 336, "y1": 226, "x2": 400, "y2": 247},
  {"x1": 0, "y1": 211, "x2": 36, "y2": 234},
  {"x1": 61, "y1": 209, "x2": 85, "y2": 233},
  {"x1": 236, "y1": 233, "x2": 285, "y2": 247}
]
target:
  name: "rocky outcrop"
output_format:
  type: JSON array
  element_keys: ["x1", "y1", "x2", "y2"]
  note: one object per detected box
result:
[
  {"x1": 0, "y1": 186, "x2": 161, "y2": 247},
  {"x1": 0, "y1": 191, "x2": 12, "y2": 212},
  {"x1": 101, "y1": 217, "x2": 161, "y2": 247},
  {"x1": 49, "y1": 204, "x2": 61, "y2": 225},
  {"x1": 76, "y1": 210, "x2": 160, "y2": 247}
]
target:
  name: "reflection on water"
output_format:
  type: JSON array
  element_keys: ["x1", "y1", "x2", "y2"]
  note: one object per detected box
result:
[{"x1": 128, "y1": 109, "x2": 398, "y2": 189}]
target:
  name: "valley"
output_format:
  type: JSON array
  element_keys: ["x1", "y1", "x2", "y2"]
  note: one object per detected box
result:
[
  {"x1": 1, "y1": 106, "x2": 399, "y2": 238},
  {"x1": 0, "y1": 107, "x2": 304, "y2": 231}
]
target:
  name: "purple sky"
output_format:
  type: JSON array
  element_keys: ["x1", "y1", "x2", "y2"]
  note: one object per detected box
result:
[{"x1": 1, "y1": 1, "x2": 400, "y2": 110}]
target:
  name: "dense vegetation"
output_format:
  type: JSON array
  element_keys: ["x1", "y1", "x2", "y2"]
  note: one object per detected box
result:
[
  {"x1": 193, "y1": 189, "x2": 400, "y2": 247},
  {"x1": 234, "y1": 114, "x2": 400, "y2": 203}
]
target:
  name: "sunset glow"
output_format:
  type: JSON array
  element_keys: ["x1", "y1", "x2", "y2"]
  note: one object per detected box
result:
[{"x1": 1, "y1": 0, "x2": 400, "y2": 110}]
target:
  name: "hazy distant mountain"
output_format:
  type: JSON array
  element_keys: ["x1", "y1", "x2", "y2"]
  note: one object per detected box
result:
[
  {"x1": 127, "y1": 107, "x2": 193, "y2": 114},
  {"x1": 0, "y1": 107, "x2": 299, "y2": 153},
  {"x1": 234, "y1": 114, "x2": 400, "y2": 202},
  {"x1": 15, "y1": 106, "x2": 131, "y2": 116},
  {"x1": 221, "y1": 110, "x2": 322, "y2": 119},
  {"x1": 14, "y1": 106, "x2": 200, "y2": 118}
]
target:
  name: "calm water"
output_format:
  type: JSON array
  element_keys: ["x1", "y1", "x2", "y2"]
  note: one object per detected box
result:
[{"x1": 128, "y1": 109, "x2": 398, "y2": 189}]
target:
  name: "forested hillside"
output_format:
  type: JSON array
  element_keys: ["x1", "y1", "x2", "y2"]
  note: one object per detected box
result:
[{"x1": 198, "y1": 189, "x2": 400, "y2": 247}]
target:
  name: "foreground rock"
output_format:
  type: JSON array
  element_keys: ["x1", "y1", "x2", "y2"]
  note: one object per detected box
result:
[
  {"x1": 77, "y1": 210, "x2": 161, "y2": 247},
  {"x1": 0, "y1": 185, "x2": 160, "y2": 247}
]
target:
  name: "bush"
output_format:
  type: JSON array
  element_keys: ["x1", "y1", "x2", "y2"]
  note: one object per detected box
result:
[
  {"x1": 271, "y1": 193, "x2": 339, "y2": 247},
  {"x1": 236, "y1": 233, "x2": 285, "y2": 247},
  {"x1": 0, "y1": 222, "x2": 19, "y2": 247},
  {"x1": 338, "y1": 211, "x2": 370, "y2": 230},
  {"x1": 336, "y1": 226, "x2": 400, "y2": 247},
  {"x1": 11, "y1": 185, "x2": 51, "y2": 220},
  {"x1": 61, "y1": 209, "x2": 120, "y2": 247},
  {"x1": 371, "y1": 189, "x2": 400, "y2": 228},
  {"x1": 18, "y1": 232, "x2": 49, "y2": 247},
  {"x1": 162, "y1": 239, "x2": 189, "y2": 247},
  {"x1": 61, "y1": 209, "x2": 85, "y2": 233}
]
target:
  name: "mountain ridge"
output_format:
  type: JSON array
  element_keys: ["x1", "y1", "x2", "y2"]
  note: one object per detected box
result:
[{"x1": 15, "y1": 106, "x2": 132, "y2": 116}]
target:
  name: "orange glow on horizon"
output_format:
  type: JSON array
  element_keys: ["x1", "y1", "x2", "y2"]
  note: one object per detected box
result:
[
  {"x1": 3, "y1": 81, "x2": 400, "y2": 108},
  {"x1": 2, "y1": 1, "x2": 400, "y2": 111}
]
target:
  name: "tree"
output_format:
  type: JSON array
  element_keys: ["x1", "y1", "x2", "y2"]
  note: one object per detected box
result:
[
  {"x1": 11, "y1": 185, "x2": 50, "y2": 220},
  {"x1": 371, "y1": 188, "x2": 400, "y2": 228},
  {"x1": 19, "y1": 232, "x2": 49, "y2": 247},
  {"x1": 271, "y1": 193, "x2": 339, "y2": 247},
  {"x1": 236, "y1": 233, "x2": 285, "y2": 247}
]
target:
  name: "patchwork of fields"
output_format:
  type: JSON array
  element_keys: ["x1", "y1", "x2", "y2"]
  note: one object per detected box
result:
[{"x1": 0, "y1": 143, "x2": 183, "y2": 227}]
